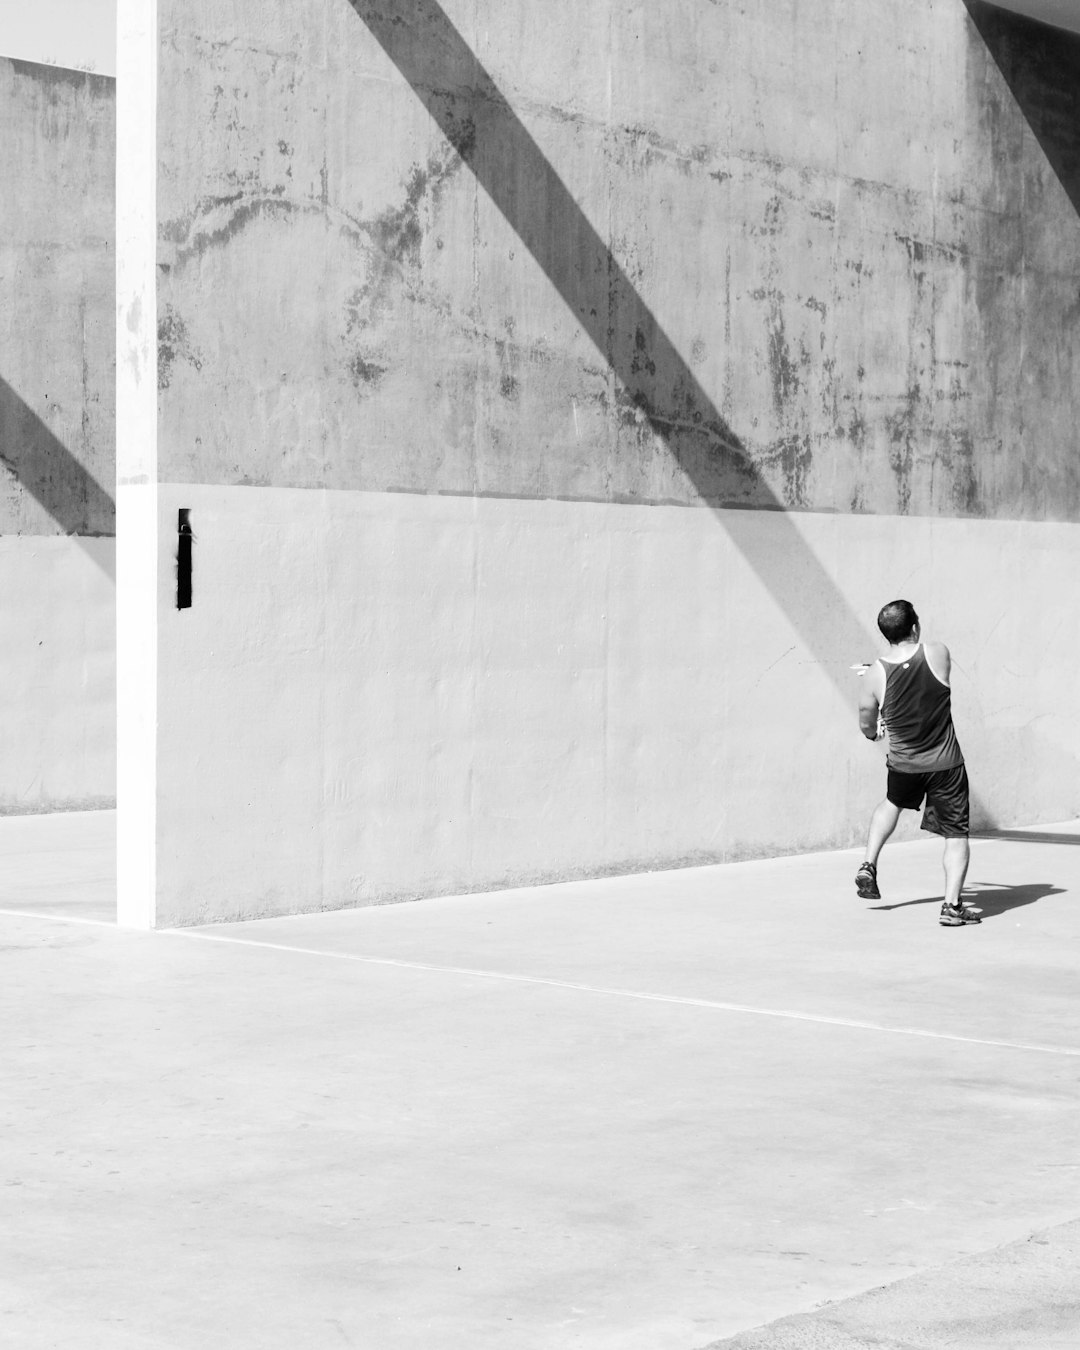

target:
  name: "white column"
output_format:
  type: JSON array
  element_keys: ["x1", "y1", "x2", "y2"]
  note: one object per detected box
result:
[{"x1": 116, "y1": 0, "x2": 159, "y2": 928}]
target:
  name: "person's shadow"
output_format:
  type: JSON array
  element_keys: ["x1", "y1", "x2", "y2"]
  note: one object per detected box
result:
[{"x1": 868, "y1": 881, "x2": 1064, "y2": 920}]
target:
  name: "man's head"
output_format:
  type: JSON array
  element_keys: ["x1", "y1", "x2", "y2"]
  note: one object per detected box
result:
[{"x1": 877, "y1": 599, "x2": 919, "y2": 644}]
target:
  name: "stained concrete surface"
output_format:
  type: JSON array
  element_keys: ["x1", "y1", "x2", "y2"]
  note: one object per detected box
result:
[
  {"x1": 3, "y1": 813, "x2": 1079, "y2": 1348},
  {"x1": 0, "y1": 57, "x2": 117, "y2": 813},
  {"x1": 0, "y1": 57, "x2": 115, "y2": 537},
  {"x1": 149, "y1": 0, "x2": 1080, "y2": 520}
]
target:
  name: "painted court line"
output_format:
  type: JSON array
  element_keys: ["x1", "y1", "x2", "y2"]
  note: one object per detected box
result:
[
  {"x1": 0, "y1": 907, "x2": 117, "y2": 928},
  {"x1": 6, "y1": 905, "x2": 1078, "y2": 1059},
  {"x1": 165, "y1": 926, "x2": 1080, "y2": 1060}
]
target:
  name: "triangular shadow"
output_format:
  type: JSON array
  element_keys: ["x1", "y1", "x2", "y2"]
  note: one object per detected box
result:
[{"x1": 964, "y1": 1, "x2": 1080, "y2": 218}]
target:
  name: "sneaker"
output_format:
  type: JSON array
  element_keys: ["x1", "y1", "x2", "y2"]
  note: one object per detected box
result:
[
  {"x1": 855, "y1": 861, "x2": 880, "y2": 899},
  {"x1": 940, "y1": 901, "x2": 982, "y2": 926}
]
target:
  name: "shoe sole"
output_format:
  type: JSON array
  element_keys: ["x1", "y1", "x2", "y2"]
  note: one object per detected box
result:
[
  {"x1": 855, "y1": 880, "x2": 880, "y2": 899},
  {"x1": 940, "y1": 913, "x2": 981, "y2": 926}
]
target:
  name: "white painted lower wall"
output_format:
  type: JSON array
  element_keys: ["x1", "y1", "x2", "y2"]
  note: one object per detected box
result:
[
  {"x1": 148, "y1": 484, "x2": 1079, "y2": 926},
  {"x1": 0, "y1": 535, "x2": 115, "y2": 813}
]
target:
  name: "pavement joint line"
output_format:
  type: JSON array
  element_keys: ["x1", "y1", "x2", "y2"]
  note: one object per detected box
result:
[
  {"x1": 7, "y1": 906, "x2": 1080, "y2": 1059},
  {"x1": 162, "y1": 927, "x2": 1080, "y2": 1059}
]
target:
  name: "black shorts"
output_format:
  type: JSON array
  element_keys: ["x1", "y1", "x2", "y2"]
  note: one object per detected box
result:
[{"x1": 887, "y1": 763, "x2": 969, "y2": 838}]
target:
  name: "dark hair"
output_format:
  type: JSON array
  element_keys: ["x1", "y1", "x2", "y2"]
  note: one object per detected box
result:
[{"x1": 877, "y1": 599, "x2": 919, "y2": 644}]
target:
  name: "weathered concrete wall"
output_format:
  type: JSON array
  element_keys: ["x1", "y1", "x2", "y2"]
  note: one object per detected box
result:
[
  {"x1": 0, "y1": 59, "x2": 116, "y2": 812},
  {"x1": 118, "y1": 0, "x2": 1080, "y2": 922},
  {"x1": 153, "y1": 0, "x2": 1080, "y2": 519},
  {"x1": 0, "y1": 59, "x2": 115, "y2": 535}
]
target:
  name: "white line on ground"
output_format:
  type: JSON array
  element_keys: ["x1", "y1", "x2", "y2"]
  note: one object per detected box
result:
[
  {"x1": 0, "y1": 907, "x2": 117, "y2": 928},
  {"x1": 163, "y1": 927, "x2": 1080, "y2": 1059},
  {"x1": 6, "y1": 905, "x2": 1078, "y2": 1058}
]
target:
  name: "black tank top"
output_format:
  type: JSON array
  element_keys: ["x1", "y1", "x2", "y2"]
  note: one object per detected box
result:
[{"x1": 880, "y1": 645, "x2": 963, "y2": 772}]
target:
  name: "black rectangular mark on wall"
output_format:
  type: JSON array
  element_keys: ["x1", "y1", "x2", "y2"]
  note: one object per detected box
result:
[{"x1": 177, "y1": 508, "x2": 192, "y2": 609}]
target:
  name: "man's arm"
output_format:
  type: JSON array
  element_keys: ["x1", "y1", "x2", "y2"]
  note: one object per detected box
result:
[{"x1": 858, "y1": 662, "x2": 885, "y2": 740}]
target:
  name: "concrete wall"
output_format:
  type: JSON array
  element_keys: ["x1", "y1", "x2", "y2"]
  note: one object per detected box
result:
[
  {"x1": 120, "y1": 0, "x2": 1080, "y2": 924},
  {"x1": 0, "y1": 59, "x2": 115, "y2": 812}
]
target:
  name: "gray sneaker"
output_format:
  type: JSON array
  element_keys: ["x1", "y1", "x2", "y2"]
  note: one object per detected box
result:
[
  {"x1": 855, "y1": 861, "x2": 880, "y2": 899},
  {"x1": 940, "y1": 902, "x2": 982, "y2": 927}
]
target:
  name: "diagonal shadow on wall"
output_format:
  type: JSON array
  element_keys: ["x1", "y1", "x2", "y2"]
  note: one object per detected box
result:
[
  {"x1": 964, "y1": 1, "x2": 1080, "y2": 217},
  {"x1": 346, "y1": 0, "x2": 880, "y2": 693},
  {"x1": 0, "y1": 375, "x2": 115, "y2": 574},
  {"x1": 345, "y1": 0, "x2": 1011, "y2": 834}
]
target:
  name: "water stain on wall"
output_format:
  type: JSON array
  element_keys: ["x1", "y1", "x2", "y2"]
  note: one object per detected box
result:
[{"x1": 157, "y1": 306, "x2": 203, "y2": 391}]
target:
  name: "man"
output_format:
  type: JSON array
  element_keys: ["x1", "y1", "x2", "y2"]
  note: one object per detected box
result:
[{"x1": 854, "y1": 600, "x2": 980, "y2": 926}]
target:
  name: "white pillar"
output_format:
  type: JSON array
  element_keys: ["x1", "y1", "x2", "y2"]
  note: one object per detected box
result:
[{"x1": 116, "y1": 0, "x2": 159, "y2": 928}]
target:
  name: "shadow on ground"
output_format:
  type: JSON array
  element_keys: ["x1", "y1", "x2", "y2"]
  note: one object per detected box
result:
[
  {"x1": 972, "y1": 830, "x2": 1080, "y2": 846},
  {"x1": 869, "y1": 880, "x2": 1064, "y2": 919}
]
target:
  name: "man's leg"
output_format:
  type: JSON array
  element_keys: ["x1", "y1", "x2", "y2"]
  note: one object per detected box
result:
[
  {"x1": 930, "y1": 767, "x2": 978, "y2": 924},
  {"x1": 942, "y1": 836, "x2": 970, "y2": 908},
  {"x1": 855, "y1": 798, "x2": 901, "y2": 898},
  {"x1": 865, "y1": 798, "x2": 901, "y2": 865}
]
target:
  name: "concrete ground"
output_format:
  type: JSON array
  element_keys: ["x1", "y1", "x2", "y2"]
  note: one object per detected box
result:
[{"x1": 2, "y1": 812, "x2": 1079, "y2": 1349}]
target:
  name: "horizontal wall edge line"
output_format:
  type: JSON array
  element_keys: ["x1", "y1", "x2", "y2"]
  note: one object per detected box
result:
[{"x1": 150, "y1": 481, "x2": 1080, "y2": 527}]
